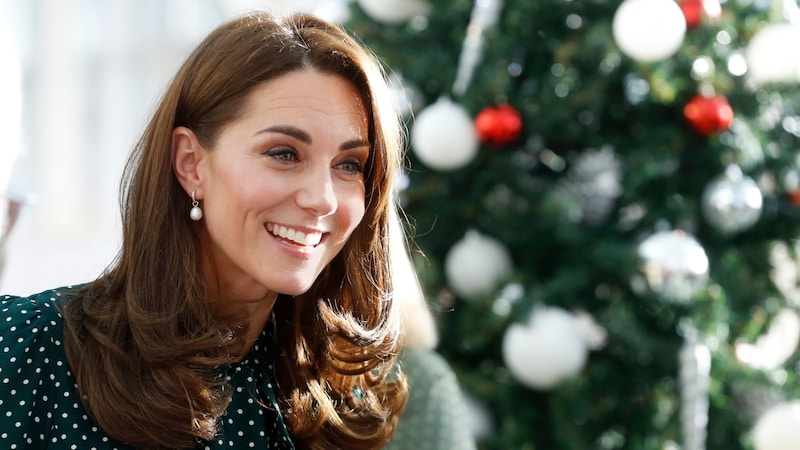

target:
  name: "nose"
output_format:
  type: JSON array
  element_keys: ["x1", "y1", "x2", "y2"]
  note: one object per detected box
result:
[{"x1": 295, "y1": 169, "x2": 337, "y2": 217}]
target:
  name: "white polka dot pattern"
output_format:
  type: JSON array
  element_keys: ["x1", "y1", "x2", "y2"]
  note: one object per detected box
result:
[{"x1": 0, "y1": 287, "x2": 295, "y2": 449}]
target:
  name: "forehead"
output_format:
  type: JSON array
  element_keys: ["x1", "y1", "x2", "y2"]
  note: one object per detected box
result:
[{"x1": 241, "y1": 69, "x2": 369, "y2": 125}]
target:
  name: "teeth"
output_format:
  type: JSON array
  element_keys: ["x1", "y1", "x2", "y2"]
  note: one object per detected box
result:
[{"x1": 267, "y1": 223, "x2": 322, "y2": 247}]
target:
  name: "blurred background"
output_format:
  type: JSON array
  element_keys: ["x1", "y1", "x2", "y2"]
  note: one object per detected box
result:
[{"x1": 4, "y1": 0, "x2": 800, "y2": 449}]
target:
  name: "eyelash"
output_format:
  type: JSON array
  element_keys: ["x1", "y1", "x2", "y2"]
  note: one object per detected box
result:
[
  {"x1": 266, "y1": 148, "x2": 297, "y2": 162},
  {"x1": 265, "y1": 148, "x2": 365, "y2": 174}
]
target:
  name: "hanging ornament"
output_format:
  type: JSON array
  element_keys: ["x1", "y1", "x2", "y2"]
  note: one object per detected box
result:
[
  {"x1": 612, "y1": 0, "x2": 687, "y2": 62},
  {"x1": 679, "y1": 327, "x2": 711, "y2": 450},
  {"x1": 735, "y1": 308, "x2": 800, "y2": 370},
  {"x1": 474, "y1": 103, "x2": 523, "y2": 147},
  {"x1": 356, "y1": 0, "x2": 430, "y2": 25},
  {"x1": 769, "y1": 241, "x2": 800, "y2": 307},
  {"x1": 502, "y1": 306, "x2": 589, "y2": 390},
  {"x1": 444, "y1": 229, "x2": 513, "y2": 300},
  {"x1": 558, "y1": 145, "x2": 623, "y2": 226},
  {"x1": 411, "y1": 97, "x2": 479, "y2": 171},
  {"x1": 788, "y1": 190, "x2": 800, "y2": 205},
  {"x1": 678, "y1": 0, "x2": 722, "y2": 28},
  {"x1": 745, "y1": 23, "x2": 800, "y2": 86},
  {"x1": 451, "y1": 0, "x2": 505, "y2": 97},
  {"x1": 637, "y1": 229, "x2": 710, "y2": 303},
  {"x1": 752, "y1": 401, "x2": 800, "y2": 450},
  {"x1": 683, "y1": 93, "x2": 733, "y2": 136},
  {"x1": 679, "y1": 0, "x2": 703, "y2": 28},
  {"x1": 701, "y1": 165, "x2": 763, "y2": 234}
]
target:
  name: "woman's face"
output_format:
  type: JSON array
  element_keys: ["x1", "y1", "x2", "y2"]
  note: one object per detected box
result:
[{"x1": 193, "y1": 69, "x2": 370, "y2": 300}]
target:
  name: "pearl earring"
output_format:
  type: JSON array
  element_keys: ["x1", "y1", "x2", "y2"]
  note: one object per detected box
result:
[{"x1": 189, "y1": 190, "x2": 203, "y2": 221}]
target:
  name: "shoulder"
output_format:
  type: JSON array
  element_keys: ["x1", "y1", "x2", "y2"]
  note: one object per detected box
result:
[
  {"x1": 0, "y1": 286, "x2": 84, "y2": 361},
  {"x1": 389, "y1": 349, "x2": 478, "y2": 450},
  {"x1": 399, "y1": 349, "x2": 466, "y2": 412},
  {"x1": 1, "y1": 286, "x2": 79, "y2": 337},
  {"x1": 400, "y1": 348, "x2": 457, "y2": 383},
  {"x1": 0, "y1": 286, "x2": 128, "y2": 449}
]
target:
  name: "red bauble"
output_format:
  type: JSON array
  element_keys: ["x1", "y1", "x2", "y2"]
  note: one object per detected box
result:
[
  {"x1": 788, "y1": 190, "x2": 800, "y2": 205},
  {"x1": 475, "y1": 103, "x2": 523, "y2": 147},
  {"x1": 679, "y1": 0, "x2": 703, "y2": 28},
  {"x1": 679, "y1": 0, "x2": 721, "y2": 28},
  {"x1": 683, "y1": 94, "x2": 733, "y2": 136}
]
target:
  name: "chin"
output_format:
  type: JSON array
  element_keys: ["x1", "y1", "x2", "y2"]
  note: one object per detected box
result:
[{"x1": 277, "y1": 280, "x2": 317, "y2": 297}]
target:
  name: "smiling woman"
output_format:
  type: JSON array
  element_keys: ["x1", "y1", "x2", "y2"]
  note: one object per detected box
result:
[
  {"x1": 0, "y1": 10, "x2": 407, "y2": 450},
  {"x1": 173, "y1": 70, "x2": 372, "y2": 306}
]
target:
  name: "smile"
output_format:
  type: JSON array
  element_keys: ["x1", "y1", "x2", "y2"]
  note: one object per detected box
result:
[{"x1": 266, "y1": 223, "x2": 323, "y2": 247}]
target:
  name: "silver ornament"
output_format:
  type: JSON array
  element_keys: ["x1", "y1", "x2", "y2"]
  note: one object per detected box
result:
[
  {"x1": 679, "y1": 326, "x2": 710, "y2": 450},
  {"x1": 637, "y1": 229, "x2": 709, "y2": 302},
  {"x1": 559, "y1": 145, "x2": 622, "y2": 225},
  {"x1": 702, "y1": 165, "x2": 763, "y2": 234}
]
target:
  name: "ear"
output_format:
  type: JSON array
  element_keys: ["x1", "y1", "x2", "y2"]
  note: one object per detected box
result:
[{"x1": 172, "y1": 126, "x2": 206, "y2": 198}]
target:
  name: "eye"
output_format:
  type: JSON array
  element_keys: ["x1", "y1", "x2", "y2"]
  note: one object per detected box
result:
[
  {"x1": 264, "y1": 147, "x2": 298, "y2": 163},
  {"x1": 337, "y1": 159, "x2": 365, "y2": 175}
]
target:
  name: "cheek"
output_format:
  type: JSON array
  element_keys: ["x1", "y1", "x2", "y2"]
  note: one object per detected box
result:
[
  {"x1": 339, "y1": 190, "x2": 367, "y2": 237},
  {"x1": 346, "y1": 199, "x2": 367, "y2": 232}
]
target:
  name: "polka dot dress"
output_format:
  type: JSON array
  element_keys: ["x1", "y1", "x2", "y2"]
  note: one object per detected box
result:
[
  {"x1": 385, "y1": 348, "x2": 477, "y2": 450},
  {"x1": 0, "y1": 287, "x2": 295, "y2": 449}
]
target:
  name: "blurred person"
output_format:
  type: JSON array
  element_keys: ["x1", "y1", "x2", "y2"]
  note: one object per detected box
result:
[
  {"x1": 0, "y1": 9, "x2": 22, "y2": 278},
  {"x1": 387, "y1": 210, "x2": 478, "y2": 450},
  {"x1": 0, "y1": 11, "x2": 408, "y2": 449}
]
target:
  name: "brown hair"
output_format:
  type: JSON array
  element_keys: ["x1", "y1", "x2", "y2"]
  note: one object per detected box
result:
[{"x1": 61, "y1": 11, "x2": 407, "y2": 449}]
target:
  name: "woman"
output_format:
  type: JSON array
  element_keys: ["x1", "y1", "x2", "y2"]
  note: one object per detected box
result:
[
  {"x1": 0, "y1": 11, "x2": 407, "y2": 449},
  {"x1": 386, "y1": 210, "x2": 477, "y2": 450}
]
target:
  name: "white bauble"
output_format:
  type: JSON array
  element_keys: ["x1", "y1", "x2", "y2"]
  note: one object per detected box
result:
[
  {"x1": 612, "y1": 0, "x2": 687, "y2": 62},
  {"x1": 502, "y1": 306, "x2": 588, "y2": 390},
  {"x1": 746, "y1": 23, "x2": 800, "y2": 86},
  {"x1": 412, "y1": 97, "x2": 479, "y2": 171},
  {"x1": 444, "y1": 230, "x2": 512, "y2": 300},
  {"x1": 357, "y1": 0, "x2": 429, "y2": 25},
  {"x1": 637, "y1": 229, "x2": 709, "y2": 303},
  {"x1": 735, "y1": 308, "x2": 800, "y2": 371},
  {"x1": 752, "y1": 401, "x2": 800, "y2": 450}
]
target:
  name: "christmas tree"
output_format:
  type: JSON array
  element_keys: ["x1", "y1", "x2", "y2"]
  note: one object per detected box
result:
[{"x1": 347, "y1": 0, "x2": 800, "y2": 449}]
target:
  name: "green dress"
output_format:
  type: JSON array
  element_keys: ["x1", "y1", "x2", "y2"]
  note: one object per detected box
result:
[
  {"x1": 0, "y1": 286, "x2": 295, "y2": 449},
  {"x1": 386, "y1": 348, "x2": 477, "y2": 450}
]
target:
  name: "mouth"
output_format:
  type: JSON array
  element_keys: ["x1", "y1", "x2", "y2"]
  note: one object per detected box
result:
[{"x1": 266, "y1": 223, "x2": 324, "y2": 247}]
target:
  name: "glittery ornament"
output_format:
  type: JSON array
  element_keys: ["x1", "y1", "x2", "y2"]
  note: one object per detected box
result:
[
  {"x1": 701, "y1": 165, "x2": 763, "y2": 234},
  {"x1": 637, "y1": 229, "x2": 709, "y2": 302},
  {"x1": 558, "y1": 146, "x2": 623, "y2": 225},
  {"x1": 679, "y1": 328, "x2": 710, "y2": 450}
]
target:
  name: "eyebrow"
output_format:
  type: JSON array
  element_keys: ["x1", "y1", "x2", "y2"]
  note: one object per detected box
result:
[{"x1": 256, "y1": 124, "x2": 370, "y2": 151}]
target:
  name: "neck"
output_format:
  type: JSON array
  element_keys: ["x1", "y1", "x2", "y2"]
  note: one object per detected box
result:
[{"x1": 223, "y1": 291, "x2": 279, "y2": 362}]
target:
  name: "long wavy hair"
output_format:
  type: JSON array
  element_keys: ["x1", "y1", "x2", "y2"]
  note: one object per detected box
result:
[{"x1": 61, "y1": 11, "x2": 407, "y2": 449}]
